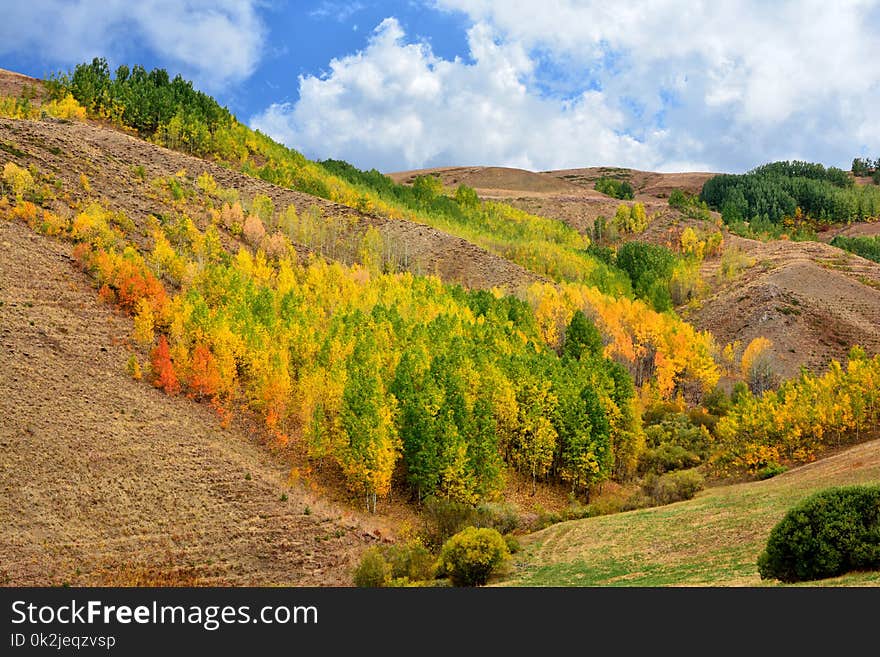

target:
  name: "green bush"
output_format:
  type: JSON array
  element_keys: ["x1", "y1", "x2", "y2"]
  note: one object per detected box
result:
[
  {"x1": 439, "y1": 527, "x2": 510, "y2": 586},
  {"x1": 758, "y1": 486, "x2": 880, "y2": 583},
  {"x1": 756, "y1": 462, "x2": 788, "y2": 480},
  {"x1": 353, "y1": 547, "x2": 390, "y2": 587},
  {"x1": 638, "y1": 444, "x2": 701, "y2": 475},
  {"x1": 503, "y1": 534, "x2": 521, "y2": 554},
  {"x1": 643, "y1": 468, "x2": 704, "y2": 505}
]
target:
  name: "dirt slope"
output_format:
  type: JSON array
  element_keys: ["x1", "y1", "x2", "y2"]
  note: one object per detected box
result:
[
  {"x1": 389, "y1": 165, "x2": 589, "y2": 197},
  {"x1": 0, "y1": 115, "x2": 542, "y2": 292},
  {"x1": 687, "y1": 235, "x2": 880, "y2": 378},
  {"x1": 0, "y1": 68, "x2": 43, "y2": 101},
  {"x1": 0, "y1": 218, "x2": 386, "y2": 586},
  {"x1": 546, "y1": 166, "x2": 716, "y2": 198}
]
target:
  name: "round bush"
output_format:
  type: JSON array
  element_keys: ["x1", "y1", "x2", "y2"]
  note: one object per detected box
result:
[
  {"x1": 439, "y1": 527, "x2": 509, "y2": 586},
  {"x1": 758, "y1": 485, "x2": 880, "y2": 583}
]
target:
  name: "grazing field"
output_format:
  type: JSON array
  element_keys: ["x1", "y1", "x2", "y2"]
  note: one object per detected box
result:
[{"x1": 503, "y1": 437, "x2": 880, "y2": 586}]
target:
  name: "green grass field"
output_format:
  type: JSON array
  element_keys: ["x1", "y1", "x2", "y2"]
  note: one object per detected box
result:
[{"x1": 502, "y1": 438, "x2": 880, "y2": 586}]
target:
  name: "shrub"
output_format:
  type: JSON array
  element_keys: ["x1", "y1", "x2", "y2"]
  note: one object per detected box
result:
[
  {"x1": 439, "y1": 527, "x2": 510, "y2": 586},
  {"x1": 638, "y1": 444, "x2": 701, "y2": 475},
  {"x1": 756, "y1": 462, "x2": 788, "y2": 480},
  {"x1": 758, "y1": 486, "x2": 880, "y2": 583},
  {"x1": 384, "y1": 540, "x2": 436, "y2": 582},
  {"x1": 353, "y1": 547, "x2": 390, "y2": 587},
  {"x1": 643, "y1": 468, "x2": 704, "y2": 505},
  {"x1": 422, "y1": 497, "x2": 478, "y2": 548},
  {"x1": 595, "y1": 177, "x2": 634, "y2": 200},
  {"x1": 474, "y1": 502, "x2": 520, "y2": 535}
]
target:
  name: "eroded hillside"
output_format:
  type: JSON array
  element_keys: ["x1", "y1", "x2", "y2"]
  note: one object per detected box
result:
[
  {"x1": 0, "y1": 116, "x2": 542, "y2": 292},
  {"x1": 0, "y1": 218, "x2": 384, "y2": 586}
]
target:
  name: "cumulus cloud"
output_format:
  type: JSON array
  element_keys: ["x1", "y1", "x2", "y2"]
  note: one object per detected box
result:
[
  {"x1": 252, "y1": 18, "x2": 667, "y2": 172},
  {"x1": 0, "y1": 0, "x2": 265, "y2": 88},
  {"x1": 433, "y1": 0, "x2": 880, "y2": 170},
  {"x1": 254, "y1": 1, "x2": 880, "y2": 172}
]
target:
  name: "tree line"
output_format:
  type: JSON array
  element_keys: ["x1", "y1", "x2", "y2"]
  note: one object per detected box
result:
[{"x1": 701, "y1": 160, "x2": 880, "y2": 227}]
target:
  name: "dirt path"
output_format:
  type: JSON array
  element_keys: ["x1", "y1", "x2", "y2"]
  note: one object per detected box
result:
[{"x1": 0, "y1": 219, "x2": 379, "y2": 586}]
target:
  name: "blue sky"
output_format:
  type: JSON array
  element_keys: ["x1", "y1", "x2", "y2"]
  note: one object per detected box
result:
[{"x1": 1, "y1": 1, "x2": 879, "y2": 174}]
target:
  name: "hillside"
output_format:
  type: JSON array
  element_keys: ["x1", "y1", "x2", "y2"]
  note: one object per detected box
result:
[
  {"x1": 503, "y1": 436, "x2": 880, "y2": 587},
  {"x1": 0, "y1": 116, "x2": 541, "y2": 292},
  {"x1": 688, "y1": 234, "x2": 880, "y2": 379},
  {"x1": 3, "y1": 61, "x2": 880, "y2": 589},
  {"x1": 0, "y1": 217, "x2": 384, "y2": 586},
  {"x1": 392, "y1": 162, "x2": 880, "y2": 376}
]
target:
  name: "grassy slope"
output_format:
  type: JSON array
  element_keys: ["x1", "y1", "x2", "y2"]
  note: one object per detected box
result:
[{"x1": 503, "y1": 437, "x2": 880, "y2": 586}]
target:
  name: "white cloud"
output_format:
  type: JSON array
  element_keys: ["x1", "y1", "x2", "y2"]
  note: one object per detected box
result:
[
  {"x1": 254, "y1": 1, "x2": 880, "y2": 172},
  {"x1": 309, "y1": 1, "x2": 367, "y2": 22},
  {"x1": 0, "y1": 0, "x2": 265, "y2": 88},
  {"x1": 251, "y1": 18, "x2": 663, "y2": 172},
  {"x1": 432, "y1": 0, "x2": 880, "y2": 170}
]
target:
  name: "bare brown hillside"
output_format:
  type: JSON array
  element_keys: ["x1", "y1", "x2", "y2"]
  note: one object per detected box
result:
[
  {"x1": 0, "y1": 116, "x2": 542, "y2": 292},
  {"x1": 0, "y1": 68, "x2": 43, "y2": 101},
  {"x1": 389, "y1": 165, "x2": 591, "y2": 197},
  {"x1": 546, "y1": 166, "x2": 716, "y2": 198},
  {"x1": 0, "y1": 218, "x2": 394, "y2": 586},
  {"x1": 687, "y1": 235, "x2": 880, "y2": 378}
]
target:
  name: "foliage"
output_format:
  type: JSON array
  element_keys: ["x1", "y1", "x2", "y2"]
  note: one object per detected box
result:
[
  {"x1": 668, "y1": 189, "x2": 712, "y2": 220},
  {"x1": 639, "y1": 406, "x2": 712, "y2": 475},
  {"x1": 422, "y1": 497, "x2": 480, "y2": 548},
  {"x1": 641, "y1": 468, "x2": 704, "y2": 505},
  {"x1": 830, "y1": 235, "x2": 880, "y2": 264},
  {"x1": 2, "y1": 162, "x2": 34, "y2": 201},
  {"x1": 595, "y1": 177, "x2": 634, "y2": 200},
  {"x1": 353, "y1": 547, "x2": 391, "y2": 587},
  {"x1": 47, "y1": 58, "x2": 234, "y2": 155},
  {"x1": 757, "y1": 486, "x2": 880, "y2": 582},
  {"x1": 702, "y1": 160, "x2": 880, "y2": 226},
  {"x1": 439, "y1": 526, "x2": 509, "y2": 586},
  {"x1": 740, "y1": 337, "x2": 777, "y2": 394},
  {"x1": 715, "y1": 349, "x2": 880, "y2": 474},
  {"x1": 616, "y1": 241, "x2": 676, "y2": 311},
  {"x1": 149, "y1": 335, "x2": 180, "y2": 395},
  {"x1": 524, "y1": 281, "x2": 720, "y2": 400},
  {"x1": 850, "y1": 157, "x2": 879, "y2": 177},
  {"x1": 383, "y1": 539, "x2": 437, "y2": 582},
  {"x1": 719, "y1": 245, "x2": 755, "y2": 280},
  {"x1": 613, "y1": 202, "x2": 649, "y2": 234},
  {"x1": 756, "y1": 462, "x2": 787, "y2": 480}
]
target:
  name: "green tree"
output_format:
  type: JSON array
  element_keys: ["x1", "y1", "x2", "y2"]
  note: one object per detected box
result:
[{"x1": 561, "y1": 310, "x2": 603, "y2": 360}]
